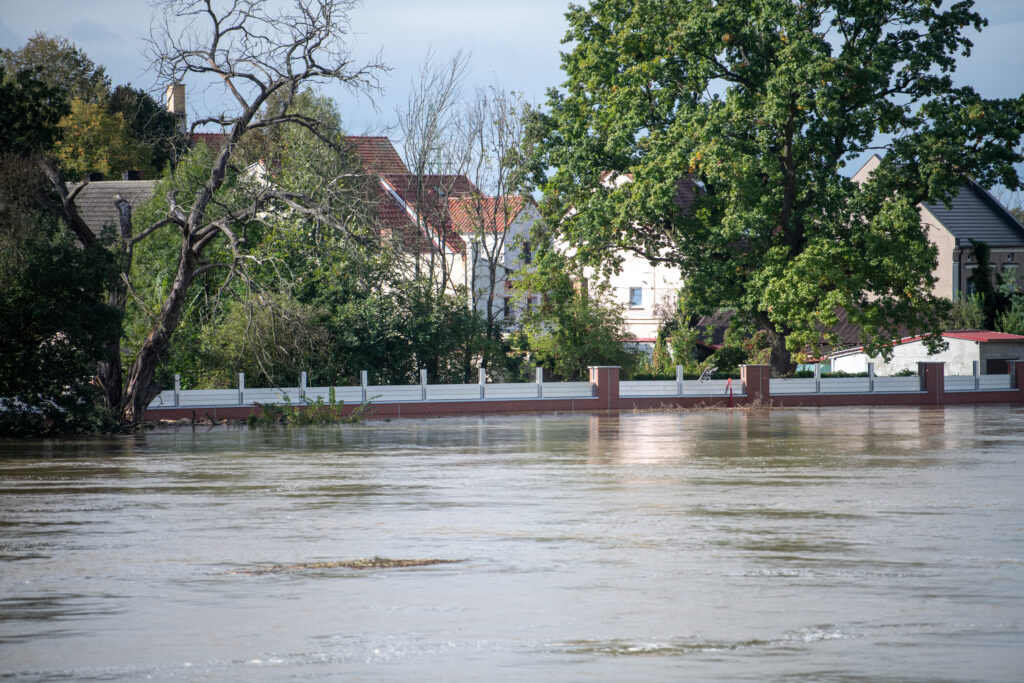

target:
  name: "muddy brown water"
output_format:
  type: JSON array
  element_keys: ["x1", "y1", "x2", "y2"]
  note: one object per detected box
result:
[{"x1": 2, "y1": 406, "x2": 1023, "y2": 681}]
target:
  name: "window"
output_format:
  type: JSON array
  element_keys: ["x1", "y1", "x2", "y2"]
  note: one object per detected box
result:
[
  {"x1": 964, "y1": 265, "x2": 977, "y2": 296},
  {"x1": 521, "y1": 241, "x2": 532, "y2": 265},
  {"x1": 503, "y1": 297, "x2": 511, "y2": 318},
  {"x1": 629, "y1": 287, "x2": 643, "y2": 308}
]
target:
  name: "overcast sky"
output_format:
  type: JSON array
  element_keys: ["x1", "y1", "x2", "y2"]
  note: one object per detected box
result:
[{"x1": 2, "y1": 0, "x2": 1023, "y2": 162}]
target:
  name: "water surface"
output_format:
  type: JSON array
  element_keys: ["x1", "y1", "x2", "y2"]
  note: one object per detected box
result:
[{"x1": 2, "y1": 406, "x2": 1023, "y2": 681}]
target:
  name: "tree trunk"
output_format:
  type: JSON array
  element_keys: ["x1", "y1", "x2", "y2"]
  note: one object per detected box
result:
[
  {"x1": 119, "y1": 242, "x2": 198, "y2": 425},
  {"x1": 765, "y1": 325, "x2": 795, "y2": 378},
  {"x1": 95, "y1": 196, "x2": 135, "y2": 414}
]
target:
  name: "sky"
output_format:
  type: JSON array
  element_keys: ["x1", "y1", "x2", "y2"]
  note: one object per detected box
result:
[{"x1": 2, "y1": 0, "x2": 1024, "y2": 172}]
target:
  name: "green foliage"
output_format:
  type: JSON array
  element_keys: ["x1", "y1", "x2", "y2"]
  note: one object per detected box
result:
[
  {"x1": 55, "y1": 98, "x2": 155, "y2": 181},
  {"x1": 966, "y1": 240, "x2": 1006, "y2": 329},
  {"x1": 945, "y1": 293, "x2": 987, "y2": 329},
  {"x1": 0, "y1": 66, "x2": 69, "y2": 155},
  {"x1": 0, "y1": 219, "x2": 121, "y2": 435},
  {"x1": 518, "y1": 250, "x2": 639, "y2": 381},
  {"x1": 107, "y1": 84, "x2": 187, "y2": 174},
  {"x1": 0, "y1": 33, "x2": 110, "y2": 103},
  {"x1": 537, "y1": 0, "x2": 1022, "y2": 374},
  {"x1": 996, "y1": 296, "x2": 1024, "y2": 335}
]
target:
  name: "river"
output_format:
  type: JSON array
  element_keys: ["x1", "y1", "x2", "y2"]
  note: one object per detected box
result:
[{"x1": 2, "y1": 406, "x2": 1023, "y2": 681}]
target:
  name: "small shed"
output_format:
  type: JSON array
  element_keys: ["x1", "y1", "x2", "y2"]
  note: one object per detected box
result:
[{"x1": 830, "y1": 331, "x2": 1024, "y2": 376}]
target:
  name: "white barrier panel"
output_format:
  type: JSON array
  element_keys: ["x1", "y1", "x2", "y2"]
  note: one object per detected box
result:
[
  {"x1": 945, "y1": 376, "x2": 976, "y2": 392},
  {"x1": 979, "y1": 375, "x2": 1012, "y2": 391},
  {"x1": 620, "y1": 380, "x2": 678, "y2": 397},
  {"x1": 147, "y1": 390, "x2": 177, "y2": 409},
  {"x1": 304, "y1": 387, "x2": 364, "y2": 403},
  {"x1": 874, "y1": 376, "x2": 921, "y2": 393},
  {"x1": 820, "y1": 377, "x2": 870, "y2": 394},
  {"x1": 246, "y1": 388, "x2": 299, "y2": 404},
  {"x1": 542, "y1": 382, "x2": 594, "y2": 399},
  {"x1": 685, "y1": 379, "x2": 742, "y2": 396},
  {"x1": 427, "y1": 384, "x2": 483, "y2": 401},
  {"x1": 770, "y1": 378, "x2": 817, "y2": 395},
  {"x1": 368, "y1": 385, "x2": 422, "y2": 402},
  {"x1": 177, "y1": 389, "x2": 240, "y2": 407},
  {"x1": 482, "y1": 383, "x2": 543, "y2": 399}
]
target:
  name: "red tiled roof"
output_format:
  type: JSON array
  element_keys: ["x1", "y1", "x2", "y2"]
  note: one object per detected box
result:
[
  {"x1": 447, "y1": 196, "x2": 527, "y2": 234},
  {"x1": 377, "y1": 176, "x2": 467, "y2": 254},
  {"x1": 345, "y1": 136, "x2": 409, "y2": 175},
  {"x1": 944, "y1": 330, "x2": 1024, "y2": 343}
]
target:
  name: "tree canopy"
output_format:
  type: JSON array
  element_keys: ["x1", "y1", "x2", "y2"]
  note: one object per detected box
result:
[{"x1": 538, "y1": 0, "x2": 1024, "y2": 375}]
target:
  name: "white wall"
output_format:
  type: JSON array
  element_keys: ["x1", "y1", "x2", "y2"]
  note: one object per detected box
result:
[
  {"x1": 461, "y1": 203, "x2": 541, "y2": 325},
  {"x1": 832, "y1": 337, "x2": 981, "y2": 375}
]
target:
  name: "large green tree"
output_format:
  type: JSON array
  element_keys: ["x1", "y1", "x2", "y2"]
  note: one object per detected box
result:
[
  {"x1": 0, "y1": 33, "x2": 110, "y2": 103},
  {"x1": 539, "y1": 0, "x2": 1024, "y2": 375}
]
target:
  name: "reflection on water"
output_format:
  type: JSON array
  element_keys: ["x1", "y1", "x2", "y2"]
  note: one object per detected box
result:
[{"x1": 2, "y1": 406, "x2": 1023, "y2": 681}]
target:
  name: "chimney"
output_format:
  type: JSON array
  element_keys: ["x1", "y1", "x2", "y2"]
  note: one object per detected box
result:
[
  {"x1": 122, "y1": 170, "x2": 143, "y2": 181},
  {"x1": 165, "y1": 83, "x2": 186, "y2": 134},
  {"x1": 87, "y1": 172, "x2": 105, "y2": 181}
]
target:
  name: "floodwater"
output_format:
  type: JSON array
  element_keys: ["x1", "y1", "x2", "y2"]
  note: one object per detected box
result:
[{"x1": 1, "y1": 406, "x2": 1023, "y2": 681}]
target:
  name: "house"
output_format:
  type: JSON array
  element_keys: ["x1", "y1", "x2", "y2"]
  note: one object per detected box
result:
[
  {"x1": 830, "y1": 330, "x2": 1024, "y2": 375},
  {"x1": 852, "y1": 155, "x2": 1024, "y2": 299},
  {"x1": 447, "y1": 194, "x2": 541, "y2": 322},
  {"x1": 576, "y1": 172, "x2": 692, "y2": 345},
  {"x1": 343, "y1": 136, "x2": 540, "y2": 323}
]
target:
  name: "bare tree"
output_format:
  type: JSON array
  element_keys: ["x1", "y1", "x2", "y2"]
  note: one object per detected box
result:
[
  {"x1": 39, "y1": 0, "x2": 384, "y2": 425},
  {"x1": 461, "y1": 87, "x2": 535, "y2": 358},
  {"x1": 395, "y1": 50, "x2": 473, "y2": 295}
]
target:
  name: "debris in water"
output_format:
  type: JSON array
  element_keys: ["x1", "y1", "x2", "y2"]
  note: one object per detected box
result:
[{"x1": 226, "y1": 556, "x2": 463, "y2": 575}]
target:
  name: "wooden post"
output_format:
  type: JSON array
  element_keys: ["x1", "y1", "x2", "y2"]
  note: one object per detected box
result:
[
  {"x1": 479, "y1": 367, "x2": 486, "y2": 399},
  {"x1": 238, "y1": 372, "x2": 245, "y2": 405},
  {"x1": 173, "y1": 373, "x2": 180, "y2": 407},
  {"x1": 973, "y1": 360, "x2": 980, "y2": 390},
  {"x1": 867, "y1": 362, "x2": 875, "y2": 393},
  {"x1": 536, "y1": 367, "x2": 543, "y2": 398},
  {"x1": 360, "y1": 370, "x2": 368, "y2": 403},
  {"x1": 420, "y1": 368, "x2": 428, "y2": 401},
  {"x1": 814, "y1": 363, "x2": 821, "y2": 393},
  {"x1": 676, "y1": 365, "x2": 684, "y2": 396},
  {"x1": 299, "y1": 371, "x2": 307, "y2": 401}
]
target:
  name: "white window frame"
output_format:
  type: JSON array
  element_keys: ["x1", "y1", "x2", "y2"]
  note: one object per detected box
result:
[{"x1": 628, "y1": 287, "x2": 643, "y2": 309}]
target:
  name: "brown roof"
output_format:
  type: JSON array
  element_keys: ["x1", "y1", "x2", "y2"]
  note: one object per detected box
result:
[
  {"x1": 345, "y1": 136, "x2": 410, "y2": 175},
  {"x1": 447, "y1": 196, "x2": 527, "y2": 234},
  {"x1": 66, "y1": 180, "x2": 158, "y2": 237},
  {"x1": 191, "y1": 132, "x2": 227, "y2": 151}
]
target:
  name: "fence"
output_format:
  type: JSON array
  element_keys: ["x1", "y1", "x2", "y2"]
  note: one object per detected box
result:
[{"x1": 144, "y1": 362, "x2": 1024, "y2": 420}]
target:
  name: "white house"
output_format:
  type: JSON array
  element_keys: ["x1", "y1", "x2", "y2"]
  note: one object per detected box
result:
[
  {"x1": 448, "y1": 195, "x2": 541, "y2": 323},
  {"x1": 830, "y1": 331, "x2": 1024, "y2": 376}
]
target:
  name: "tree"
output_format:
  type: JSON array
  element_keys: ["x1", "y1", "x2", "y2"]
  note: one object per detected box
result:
[
  {"x1": 55, "y1": 99, "x2": 155, "y2": 180},
  {"x1": 40, "y1": 0, "x2": 384, "y2": 425},
  {"x1": 0, "y1": 66, "x2": 70, "y2": 156},
  {"x1": 0, "y1": 217, "x2": 121, "y2": 435},
  {"x1": 518, "y1": 249, "x2": 638, "y2": 381},
  {"x1": 108, "y1": 84, "x2": 187, "y2": 174},
  {"x1": 396, "y1": 50, "x2": 474, "y2": 295},
  {"x1": 0, "y1": 33, "x2": 110, "y2": 103},
  {"x1": 538, "y1": 0, "x2": 1024, "y2": 375},
  {"x1": 461, "y1": 87, "x2": 537, "y2": 362}
]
